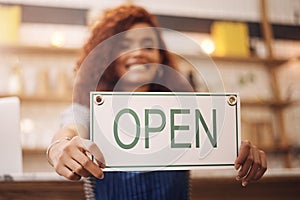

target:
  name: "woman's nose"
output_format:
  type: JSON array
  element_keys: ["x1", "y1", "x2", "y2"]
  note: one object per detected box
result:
[{"x1": 130, "y1": 47, "x2": 144, "y2": 57}]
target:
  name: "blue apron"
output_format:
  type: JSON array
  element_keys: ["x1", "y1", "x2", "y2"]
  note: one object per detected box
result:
[{"x1": 93, "y1": 170, "x2": 189, "y2": 200}]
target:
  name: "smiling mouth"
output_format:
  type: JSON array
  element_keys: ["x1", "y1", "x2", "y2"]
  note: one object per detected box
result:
[{"x1": 127, "y1": 64, "x2": 150, "y2": 71}]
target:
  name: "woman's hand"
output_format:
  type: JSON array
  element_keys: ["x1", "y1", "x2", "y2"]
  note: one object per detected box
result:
[
  {"x1": 234, "y1": 140, "x2": 267, "y2": 187},
  {"x1": 48, "y1": 135, "x2": 106, "y2": 181}
]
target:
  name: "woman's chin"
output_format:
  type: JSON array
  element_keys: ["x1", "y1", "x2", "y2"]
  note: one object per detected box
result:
[
  {"x1": 116, "y1": 78, "x2": 152, "y2": 91},
  {"x1": 122, "y1": 74, "x2": 153, "y2": 84}
]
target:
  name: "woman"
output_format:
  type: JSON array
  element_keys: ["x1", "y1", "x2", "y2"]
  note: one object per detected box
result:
[{"x1": 47, "y1": 4, "x2": 267, "y2": 200}]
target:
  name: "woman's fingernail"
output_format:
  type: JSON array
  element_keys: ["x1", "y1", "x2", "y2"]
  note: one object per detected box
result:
[
  {"x1": 242, "y1": 181, "x2": 248, "y2": 187},
  {"x1": 236, "y1": 176, "x2": 241, "y2": 180},
  {"x1": 100, "y1": 173, "x2": 104, "y2": 179}
]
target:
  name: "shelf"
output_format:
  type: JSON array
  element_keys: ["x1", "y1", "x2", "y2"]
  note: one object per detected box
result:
[
  {"x1": 0, "y1": 94, "x2": 72, "y2": 103},
  {"x1": 0, "y1": 44, "x2": 289, "y2": 67},
  {"x1": 0, "y1": 44, "x2": 80, "y2": 55},
  {"x1": 211, "y1": 55, "x2": 288, "y2": 66},
  {"x1": 3, "y1": 94, "x2": 299, "y2": 106},
  {"x1": 22, "y1": 148, "x2": 46, "y2": 154},
  {"x1": 241, "y1": 99, "x2": 300, "y2": 108},
  {"x1": 263, "y1": 145, "x2": 300, "y2": 163},
  {"x1": 179, "y1": 53, "x2": 288, "y2": 66}
]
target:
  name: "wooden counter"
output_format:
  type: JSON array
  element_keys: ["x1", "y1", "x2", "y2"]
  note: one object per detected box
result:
[
  {"x1": 0, "y1": 181, "x2": 84, "y2": 200},
  {"x1": 190, "y1": 168, "x2": 300, "y2": 200},
  {"x1": 0, "y1": 173, "x2": 85, "y2": 200},
  {"x1": 1, "y1": 169, "x2": 300, "y2": 200}
]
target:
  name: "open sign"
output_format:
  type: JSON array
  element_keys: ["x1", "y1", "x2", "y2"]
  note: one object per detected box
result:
[{"x1": 90, "y1": 92, "x2": 241, "y2": 171}]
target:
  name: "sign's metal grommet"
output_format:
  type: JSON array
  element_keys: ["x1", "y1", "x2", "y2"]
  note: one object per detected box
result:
[
  {"x1": 227, "y1": 95, "x2": 237, "y2": 106},
  {"x1": 95, "y1": 95, "x2": 104, "y2": 106}
]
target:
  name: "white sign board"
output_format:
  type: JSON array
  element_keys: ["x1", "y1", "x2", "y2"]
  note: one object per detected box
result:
[{"x1": 90, "y1": 92, "x2": 241, "y2": 171}]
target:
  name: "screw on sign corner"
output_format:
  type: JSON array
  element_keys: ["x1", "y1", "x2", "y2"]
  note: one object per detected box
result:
[
  {"x1": 227, "y1": 95, "x2": 237, "y2": 106},
  {"x1": 95, "y1": 95, "x2": 104, "y2": 106}
]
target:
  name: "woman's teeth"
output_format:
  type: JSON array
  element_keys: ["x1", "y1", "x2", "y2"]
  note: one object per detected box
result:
[{"x1": 128, "y1": 64, "x2": 147, "y2": 71}]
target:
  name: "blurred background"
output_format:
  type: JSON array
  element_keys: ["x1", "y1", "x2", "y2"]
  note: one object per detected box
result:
[{"x1": 0, "y1": 0, "x2": 299, "y2": 173}]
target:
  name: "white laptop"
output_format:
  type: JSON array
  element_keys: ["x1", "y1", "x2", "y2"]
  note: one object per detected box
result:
[{"x1": 0, "y1": 96, "x2": 23, "y2": 174}]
